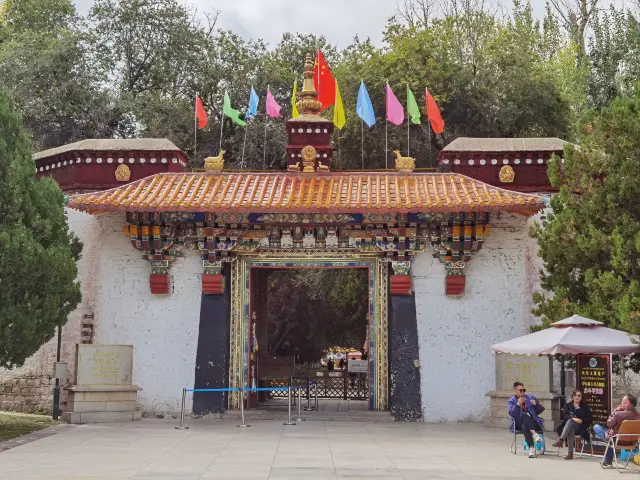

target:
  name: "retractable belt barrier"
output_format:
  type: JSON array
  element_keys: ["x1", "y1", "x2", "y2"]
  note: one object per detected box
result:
[{"x1": 175, "y1": 380, "x2": 309, "y2": 430}]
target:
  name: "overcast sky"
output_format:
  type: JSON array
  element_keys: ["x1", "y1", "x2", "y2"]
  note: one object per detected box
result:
[{"x1": 72, "y1": 0, "x2": 559, "y2": 48}]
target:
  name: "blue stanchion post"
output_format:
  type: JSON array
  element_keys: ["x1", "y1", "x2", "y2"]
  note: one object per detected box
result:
[
  {"x1": 283, "y1": 376, "x2": 295, "y2": 426},
  {"x1": 238, "y1": 386, "x2": 250, "y2": 428},
  {"x1": 296, "y1": 382, "x2": 303, "y2": 422},
  {"x1": 175, "y1": 388, "x2": 189, "y2": 430}
]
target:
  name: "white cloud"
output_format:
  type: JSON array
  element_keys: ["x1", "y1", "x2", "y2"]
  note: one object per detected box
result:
[
  {"x1": 74, "y1": 0, "x2": 621, "y2": 49},
  {"x1": 74, "y1": 0, "x2": 397, "y2": 48}
]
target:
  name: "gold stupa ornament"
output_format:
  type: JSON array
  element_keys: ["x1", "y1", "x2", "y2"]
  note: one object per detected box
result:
[{"x1": 296, "y1": 54, "x2": 323, "y2": 116}]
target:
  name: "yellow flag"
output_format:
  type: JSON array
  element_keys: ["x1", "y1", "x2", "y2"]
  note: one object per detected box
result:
[
  {"x1": 333, "y1": 80, "x2": 346, "y2": 129},
  {"x1": 292, "y1": 79, "x2": 299, "y2": 118}
]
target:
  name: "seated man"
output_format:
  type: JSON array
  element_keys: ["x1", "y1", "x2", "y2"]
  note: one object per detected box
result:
[
  {"x1": 593, "y1": 394, "x2": 640, "y2": 467},
  {"x1": 508, "y1": 381, "x2": 545, "y2": 458}
]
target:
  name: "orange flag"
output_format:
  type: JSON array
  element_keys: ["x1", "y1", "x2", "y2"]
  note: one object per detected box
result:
[
  {"x1": 313, "y1": 50, "x2": 335, "y2": 111},
  {"x1": 425, "y1": 88, "x2": 444, "y2": 134},
  {"x1": 196, "y1": 96, "x2": 208, "y2": 129}
]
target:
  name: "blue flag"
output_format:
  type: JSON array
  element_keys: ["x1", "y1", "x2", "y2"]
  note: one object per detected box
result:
[
  {"x1": 356, "y1": 81, "x2": 376, "y2": 127},
  {"x1": 247, "y1": 86, "x2": 259, "y2": 119}
]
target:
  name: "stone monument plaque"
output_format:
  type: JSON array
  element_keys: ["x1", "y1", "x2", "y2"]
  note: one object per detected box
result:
[
  {"x1": 75, "y1": 344, "x2": 133, "y2": 386},
  {"x1": 495, "y1": 353, "x2": 552, "y2": 393}
]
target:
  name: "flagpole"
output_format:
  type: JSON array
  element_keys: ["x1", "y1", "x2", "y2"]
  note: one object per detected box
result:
[
  {"x1": 385, "y1": 80, "x2": 388, "y2": 170},
  {"x1": 263, "y1": 119, "x2": 268, "y2": 169},
  {"x1": 407, "y1": 84, "x2": 410, "y2": 157},
  {"x1": 361, "y1": 119, "x2": 364, "y2": 170},
  {"x1": 385, "y1": 121, "x2": 388, "y2": 170},
  {"x1": 194, "y1": 92, "x2": 198, "y2": 165},
  {"x1": 219, "y1": 99, "x2": 225, "y2": 152},
  {"x1": 241, "y1": 121, "x2": 249, "y2": 170},
  {"x1": 426, "y1": 88, "x2": 431, "y2": 164},
  {"x1": 337, "y1": 129, "x2": 341, "y2": 170}
]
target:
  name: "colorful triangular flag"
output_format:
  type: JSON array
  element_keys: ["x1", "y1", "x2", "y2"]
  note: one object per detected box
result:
[
  {"x1": 386, "y1": 83, "x2": 404, "y2": 126},
  {"x1": 223, "y1": 90, "x2": 246, "y2": 126},
  {"x1": 426, "y1": 87, "x2": 445, "y2": 134},
  {"x1": 291, "y1": 80, "x2": 299, "y2": 118},
  {"x1": 333, "y1": 80, "x2": 346, "y2": 130},
  {"x1": 266, "y1": 87, "x2": 282, "y2": 118},
  {"x1": 196, "y1": 96, "x2": 208, "y2": 129},
  {"x1": 356, "y1": 81, "x2": 375, "y2": 127}
]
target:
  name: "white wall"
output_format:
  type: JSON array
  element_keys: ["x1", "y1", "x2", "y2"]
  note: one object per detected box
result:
[
  {"x1": 93, "y1": 213, "x2": 202, "y2": 415},
  {"x1": 413, "y1": 213, "x2": 542, "y2": 422}
]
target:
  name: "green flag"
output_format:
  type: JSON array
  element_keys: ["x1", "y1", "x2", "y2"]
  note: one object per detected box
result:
[
  {"x1": 407, "y1": 86, "x2": 421, "y2": 125},
  {"x1": 223, "y1": 90, "x2": 246, "y2": 126}
]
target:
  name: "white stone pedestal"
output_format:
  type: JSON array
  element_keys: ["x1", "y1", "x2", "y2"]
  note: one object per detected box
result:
[
  {"x1": 485, "y1": 390, "x2": 563, "y2": 431},
  {"x1": 63, "y1": 385, "x2": 142, "y2": 424}
]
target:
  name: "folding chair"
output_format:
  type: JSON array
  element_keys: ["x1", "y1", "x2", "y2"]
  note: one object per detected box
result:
[
  {"x1": 510, "y1": 418, "x2": 545, "y2": 455},
  {"x1": 554, "y1": 428, "x2": 595, "y2": 457},
  {"x1": 601, "y1": 420, "x2": 640, "y2": 472}
]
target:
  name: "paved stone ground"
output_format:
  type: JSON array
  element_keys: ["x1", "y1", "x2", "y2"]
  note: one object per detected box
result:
[{"x1": 0, "y1": 419, "x2": 636, "y2": 479}]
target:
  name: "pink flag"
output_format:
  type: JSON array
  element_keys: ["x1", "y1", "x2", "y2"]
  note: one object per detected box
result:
[
  {"x1": 266, "y1": 87, "x2": 282, "y2": 118},
  {"x1": 386, "y1": 83, "x2": 404, "y2": 126}
]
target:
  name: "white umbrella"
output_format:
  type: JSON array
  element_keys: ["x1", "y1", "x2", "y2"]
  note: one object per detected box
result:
[{"x1": 491, "y1": 315, "x2": 640, "y2": 356}]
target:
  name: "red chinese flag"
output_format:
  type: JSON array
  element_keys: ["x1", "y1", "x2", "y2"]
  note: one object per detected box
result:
[
  {"x1": 313, "y1": 50, "x2": 336, "y2": 111},
  {"x1": 196, "y1": 96, "x2": 208, "y2": 129},
  {"x1": 425, "y1": 88, "x2": 444, "y2": 134}
]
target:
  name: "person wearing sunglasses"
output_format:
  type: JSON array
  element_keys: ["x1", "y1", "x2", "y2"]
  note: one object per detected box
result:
[
  {"x1": 508, "y1": 381, "x2": 545, "y2": 458},
  {"x1": 552, "y1": 389, "x2": 592, "y2": 459}
]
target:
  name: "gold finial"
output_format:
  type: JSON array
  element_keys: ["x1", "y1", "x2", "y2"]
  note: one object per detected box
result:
[
  {"x1": 393, "y1": 150, "x2": 415, "y2": 172},
  {"x1": 295, "y1": 53, "x2": 322, "y2": 116},
  {"x1": 204, "y1": 150, "x2": 225, "y2": 172}
]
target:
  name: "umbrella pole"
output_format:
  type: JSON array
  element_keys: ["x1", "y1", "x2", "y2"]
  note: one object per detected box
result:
[{"x1": 560, "y1": 355, "x2": 566, "y2": 398}]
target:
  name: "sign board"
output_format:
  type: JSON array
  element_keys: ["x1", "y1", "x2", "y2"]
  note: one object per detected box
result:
[
  {"x1": 348, "y1": 360, "x2": 368, "y2": 373},
  {"x1": 258, "y1": 356, "x2": 295, "y2": 379},
  {"x1": 75, "y1": 344, "x2": 133, "y2": 386},
  {"x1": 576, "y1": 354, "x2": 612, "y2": 454},
  {"x1": 495, "y1": 354, "x2": 552, "y2": 392}
]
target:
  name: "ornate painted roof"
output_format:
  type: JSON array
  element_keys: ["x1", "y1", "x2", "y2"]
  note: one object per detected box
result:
[
  {"x1": 442, "y1": 137, "x2": 567, "y2": 152},
  {"x1": 34, "y1": 138, "x2": 183, "y2": 160},
  {"x1": 67, "y1": 171, "x2": 545, "y2": 214}
]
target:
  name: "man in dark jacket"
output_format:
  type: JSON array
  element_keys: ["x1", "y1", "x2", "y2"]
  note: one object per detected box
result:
[
  {"x1": 594, "y1": 394, "x2": 640, "y2": 467},
  {"x1": 508, "y1": 381, "x2": 545, "y2": 458}
]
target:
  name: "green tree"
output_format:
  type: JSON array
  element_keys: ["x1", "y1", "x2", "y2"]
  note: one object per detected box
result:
[
  {"x1": 531, "y1": 86, "x2": 640, "y2": 334},
  {"x1": 266, "y1": 269, "x2": 368, "y2": 363},
  {"x1": 0, "y1": 89, "x2": 82, "y2": 368},
  {"x1": 0, "y1": 0, "x2": 119, "y2": 149}
]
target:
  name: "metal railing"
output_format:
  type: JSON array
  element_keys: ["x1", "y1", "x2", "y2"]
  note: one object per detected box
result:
[{"x1": 175, "y1": 377, "x2": 318, "y2": 429}]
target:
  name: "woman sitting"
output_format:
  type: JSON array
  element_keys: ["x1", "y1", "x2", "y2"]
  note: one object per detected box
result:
[{"x1": 552, "y1": 389, "x2": 592, "y2": 459}]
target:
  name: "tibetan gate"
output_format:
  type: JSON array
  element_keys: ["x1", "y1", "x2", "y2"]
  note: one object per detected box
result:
[{"x1": 67, "y1": 55, "x2": 544, "y2": 420}]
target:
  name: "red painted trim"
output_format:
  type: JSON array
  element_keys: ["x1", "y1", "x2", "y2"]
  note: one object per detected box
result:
[
  {"x1": 202, "y1": 274, "x2": 224, "y2": 294},
  {"x1": 445, "y1": 275, "x2": 466, "y2": 296},
  {"x1": 150, "y1": 274, "x2": 170, "y2": 294},
  {"x1": 390, "y1": 275, "x2": 412, "y2": 295}
]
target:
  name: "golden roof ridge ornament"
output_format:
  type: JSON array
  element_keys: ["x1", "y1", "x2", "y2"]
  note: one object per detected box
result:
[{"x1": 296, "y1": 53, "x2": 323, "y2": 116}]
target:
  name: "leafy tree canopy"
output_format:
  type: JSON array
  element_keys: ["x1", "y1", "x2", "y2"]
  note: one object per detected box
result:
[
  {"x1": 0, "y1": 89, "x2": 82, "y2": 368},
  {"x1": 531, "y1": 85, "x2": 640, "y2": 335}
]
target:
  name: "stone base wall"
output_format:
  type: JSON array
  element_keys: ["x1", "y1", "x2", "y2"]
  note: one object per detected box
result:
[{"x1": 0, "y1": 376, "x2": 57, "y2": 413}]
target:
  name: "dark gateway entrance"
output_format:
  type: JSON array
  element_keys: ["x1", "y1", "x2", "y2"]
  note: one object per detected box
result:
[{"x1": 250, "y1": 268, "x2": 369, "y2": 409}]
